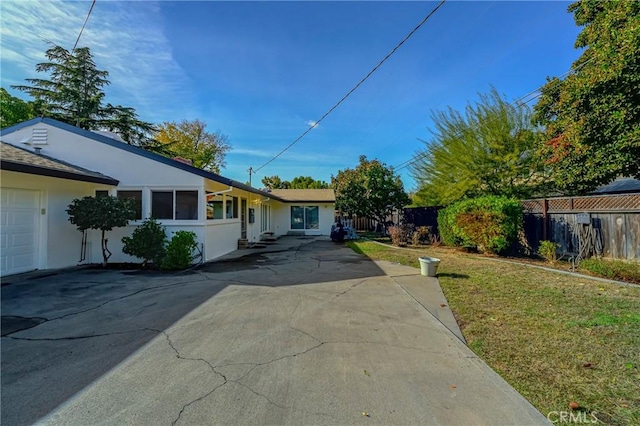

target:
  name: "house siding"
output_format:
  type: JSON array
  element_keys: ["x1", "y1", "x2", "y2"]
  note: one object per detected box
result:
[{"x1": 1, "y1": 170, "x2": 113, "y2": 271}]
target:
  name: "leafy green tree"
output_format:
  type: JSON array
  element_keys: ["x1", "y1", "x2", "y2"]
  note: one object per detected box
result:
[
  {"x1": 0, "y1": 88, "x2": 35, "y2": 128},
  {"x1": 332, "y1": 155, "x2": 410, "y2": 226},
  {"x1": 533, "y1": 0, "x2": 640, "y2": 193},
  {"x1": 12, "y1": 45, "x2": 154, "y2": 145},
  {"x1": 410, "y1": 87, "x2": 544, "y2": 206},
  {"x1": 290, "y1": 176, "x2": 330, "y2": 189},
  {"x1": 67, "y1": 196, "x2": 136, "y2": 266},
  {"x1": 154, "y1": 119, "x2": 230, "y2": 173},
  {"x1": 261, "y1": 175, "x2": 291, "y2": 189}
]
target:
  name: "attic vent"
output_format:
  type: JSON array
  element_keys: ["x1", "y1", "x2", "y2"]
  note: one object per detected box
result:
[{"x1": 32, "y1": 128, "x2": 48, "y2": 145}]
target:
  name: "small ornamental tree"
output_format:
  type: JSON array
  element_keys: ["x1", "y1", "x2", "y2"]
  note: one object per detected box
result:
[{"x1": 67, "y1": 196, "x2": 136, "y2": 266}]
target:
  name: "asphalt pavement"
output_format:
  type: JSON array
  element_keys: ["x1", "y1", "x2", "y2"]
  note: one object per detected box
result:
[{"x1": 1, "y1": 237, "x2": 548, "y2": 425}]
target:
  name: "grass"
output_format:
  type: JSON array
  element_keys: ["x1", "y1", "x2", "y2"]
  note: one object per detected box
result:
[{"x1": 347, "y1": 240, "x2": 640, "y2": 425}]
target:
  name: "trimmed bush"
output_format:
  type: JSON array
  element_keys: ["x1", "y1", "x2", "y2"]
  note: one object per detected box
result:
[
  {"x1": 122, "y1": 218, "x2": 167, "y2": 268},
  {"x1": 162, "y1": 231, "x2": 198, "y2": 270},
  {"x1": 437, "y1": 205, "x2": 461, "y2": 247},
  {"x1": 438, "y1": 196, "x2": 523, "y2": 254}
]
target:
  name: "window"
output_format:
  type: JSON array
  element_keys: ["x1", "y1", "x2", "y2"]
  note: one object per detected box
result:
[
  {"x1": 206, "y1": 193, "x2": 224, "y2": 220},
  {"x1": 151, "y1": 191, "x2": 173, "y2": 219},
  {"x1": 291, "y1": 206, "x2": 305, "y2": 229},
  {"x1": 152, "y1": 190, "x2": 199, "y2": 220},
  {"x1": 176, "y1": 191, "x2": 198, "y2": 220},
  {"x1": 305, "y1": 206, "x2": 319, "y2": 229},
  {"x1": 291, "y1": 206, "x2": 319, "y2": 230},
  {"x1": 232, "y1": 196, "x2": 239, "y2": 219},
  {"x1": 95, "y1": 190, "x2": 109, "y2": 198},
  {"x1": 117, "y1": 190, "x2": 142, "y2": 220},
  {"x1": 261, "y1": 204, "x2": 270, "y2": 232},
  {"x1": 225, "y1": 197, "x2": 234, "y2": 219}
]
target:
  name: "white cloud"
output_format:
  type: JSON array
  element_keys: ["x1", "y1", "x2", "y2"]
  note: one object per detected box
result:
[
  {"x1": 305, "y1": 120, "x2": 319, "y2": 128},
  {"x1": 0, "y1": 0, "x2": 193, "y2": 122}
]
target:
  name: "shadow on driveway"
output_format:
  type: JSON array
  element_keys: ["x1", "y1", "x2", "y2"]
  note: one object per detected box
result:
[{"x1": 1, "y1": 238, "x2": 385, "y2": 425}]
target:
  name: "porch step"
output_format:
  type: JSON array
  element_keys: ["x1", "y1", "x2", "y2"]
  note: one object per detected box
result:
[{"x1": 260, "y1": 231, "x2": 278, "y2": 241}]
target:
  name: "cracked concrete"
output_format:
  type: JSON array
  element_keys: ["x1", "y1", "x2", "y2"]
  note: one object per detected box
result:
[{"x1": 2, "y1": 237, "x2": 548, "y2": 425}]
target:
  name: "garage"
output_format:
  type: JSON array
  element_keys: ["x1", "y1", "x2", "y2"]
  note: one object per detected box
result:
[{"x1": 0, "y1": 188, "x2": 41, "y2": 276}]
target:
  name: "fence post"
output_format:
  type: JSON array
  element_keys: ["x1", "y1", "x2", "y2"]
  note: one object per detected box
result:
[{"x1": 542, "y1": 199, "x2": 549, "y2": 241}]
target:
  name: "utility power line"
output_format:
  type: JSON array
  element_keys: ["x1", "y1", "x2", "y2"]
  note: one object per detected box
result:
[
  {"x1": 392, "y1": 56, "x2": 596, "y2": 173},
  {"x1": 252, "y1": 0, "x2": 447, "y2": 175},
  {"x1": 73, "y1": 0, "x2": 96, "y2": 51}
]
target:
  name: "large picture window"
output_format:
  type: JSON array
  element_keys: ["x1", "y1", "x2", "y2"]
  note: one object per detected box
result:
[
  {"x1": 152, "y1": 190, "x2": 198, "y2": 220},
  {"x1": 291, "y1": 206, "x2": 319, "y2": 230},
  {"x1": 305, "y1": 206, "x2": 319, "y2": 229},
  {"x1": 117, "y1": 190, "x2": 142, "y2": 220}
]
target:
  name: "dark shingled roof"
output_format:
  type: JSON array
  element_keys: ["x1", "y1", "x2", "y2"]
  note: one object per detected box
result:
[
  {"x1": 592, "y1": 178, "x2": 640, "y2": 195},
  {"x1": 0, "y1": 142, "x2": 119, "y2": 185}
]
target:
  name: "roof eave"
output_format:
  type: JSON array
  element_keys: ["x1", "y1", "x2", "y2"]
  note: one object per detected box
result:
[{"x1": 1, "y1": 160, "x2": 119, "y2": 186}]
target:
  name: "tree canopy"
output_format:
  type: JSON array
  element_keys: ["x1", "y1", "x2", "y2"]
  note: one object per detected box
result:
[
  {"x1": 0, "y1": 88, "x2": 35, "y2": 128},
  {"x1": 154, "y1": 119, "x2": 230, "y2": 173},
  {"x1": 410, "y1": 87, "x2": 544, "y2": 206},
  {"x1": 332, "y1": 155, "x2": 410, "y2": 224},
  {"x1": 261, "y1": 175, "x2": 329, "y2": 189},
  {"x1": 12, "y1": 45, "x2": 155, "y2": 146},
  {"x1": 533, "y1": 0, "x2": 640, "y2": 193}
]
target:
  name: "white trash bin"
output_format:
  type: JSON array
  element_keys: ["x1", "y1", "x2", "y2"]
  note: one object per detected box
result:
[{"x1": 419, "y1": 256, "x2": 440, "y2": 277}]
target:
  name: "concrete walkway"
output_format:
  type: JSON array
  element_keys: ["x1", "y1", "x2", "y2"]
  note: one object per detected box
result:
[{"x1": 2, "y1": 237, "x2": 548, "y2": 425}]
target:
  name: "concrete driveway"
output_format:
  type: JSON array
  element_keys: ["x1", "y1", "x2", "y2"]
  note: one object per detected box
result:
[{"x1": 1, "y1": 237, "x2": 548, "y2": 425}]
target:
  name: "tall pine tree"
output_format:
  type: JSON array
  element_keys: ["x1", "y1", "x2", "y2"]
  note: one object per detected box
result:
[{"x1": 13, "y1": 45, "x2": 155, "y2": 145}]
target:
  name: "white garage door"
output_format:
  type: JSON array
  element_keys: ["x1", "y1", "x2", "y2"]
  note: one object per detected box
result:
[{"x1": 1, "y1": 188, "x2": 41, "y2": 276}]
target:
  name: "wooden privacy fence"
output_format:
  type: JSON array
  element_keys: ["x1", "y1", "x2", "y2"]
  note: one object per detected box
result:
[{"x1": 522, "y1": 194, "x2": 640, "y2": 261}]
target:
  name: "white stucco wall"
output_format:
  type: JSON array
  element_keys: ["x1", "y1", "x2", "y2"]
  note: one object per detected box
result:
[
  {"x1": 205, "y1": 221, "x2": 241, "y2": 260},
  {"x1": 1, "y1": 170, "x2": 113, "y2": 270},
  {"x1": 2, "y1": 123, "x2": 202, "y2": 187},
  {"x1": 270, "y1": 202, "x2": 335, "y2": 236}
]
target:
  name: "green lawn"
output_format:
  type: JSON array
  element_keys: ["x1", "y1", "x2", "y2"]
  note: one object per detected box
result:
[{"x1": 347, "y1": 240, "x2": 640, "y2": 425}]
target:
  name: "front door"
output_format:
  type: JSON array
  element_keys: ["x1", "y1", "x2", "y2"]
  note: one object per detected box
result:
[{"x1": 241, "y1": 198, "x2": 247, "y2": 239}]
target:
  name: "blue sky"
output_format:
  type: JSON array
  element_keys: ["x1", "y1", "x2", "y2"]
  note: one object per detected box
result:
[{"x1": 0, "y1": 1, "x2": 582, "y2": 189}]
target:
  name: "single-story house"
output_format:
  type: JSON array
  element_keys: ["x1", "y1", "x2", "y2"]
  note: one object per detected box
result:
[{"x1": 0, "y1": 118, "x2": 336, "y2": 277}]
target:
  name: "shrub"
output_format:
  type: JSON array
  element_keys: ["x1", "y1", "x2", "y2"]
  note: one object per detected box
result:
[
  {"x1": 388, "y1": 225, "x2": 408, "y2": 246},
  {"x1": 538, "y1": 240, "x2": 559, "y2": 263},
  {"x1": 437, "y1": 205, "x2": 461, "y2": 247},
  {"x1": 412, "y1": 231, "x2": 421, "y2": 247},
  {"x1": 162, "y1": 231, "x2": 198, "y2": 270},
  {"x1": 456, "y1": 210, "x2": 508, "y2": 254},
  {"x1": 438, "y1": 196, "x2": 522, "y2": 254},
  {"x1": 580, "y1": 258, "x2": 640, "y2": 283},
  {"x1": 412, "y1": 226, "x2": 432, "y2": 246},
  {"x1": 122, "y1": 218, "x2": 167, "y2": 268}
]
